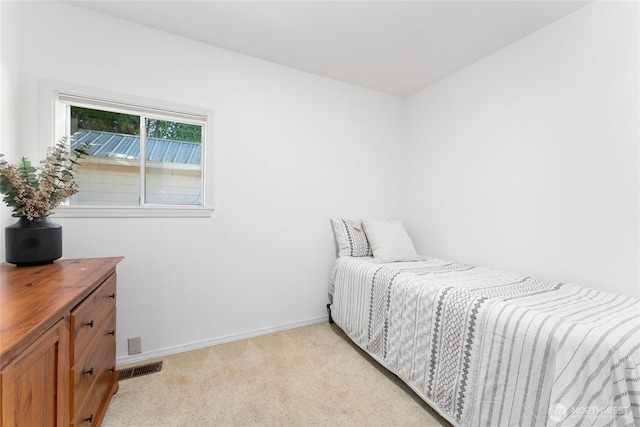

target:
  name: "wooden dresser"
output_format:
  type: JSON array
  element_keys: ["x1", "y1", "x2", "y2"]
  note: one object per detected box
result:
[{"x1": 1, "y1": 257, "x2": 123, "y2": 426}]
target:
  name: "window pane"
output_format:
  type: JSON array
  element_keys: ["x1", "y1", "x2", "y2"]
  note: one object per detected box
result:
[
  {"x1": 144, "y1": 118, "x2": 203, "y2": 206},
  {"x1": 60, "y1": 94, "x2": 208, "y2": 210},
  {"x1": 69, "y1": 106, "x2": 141, "y2": 206}
]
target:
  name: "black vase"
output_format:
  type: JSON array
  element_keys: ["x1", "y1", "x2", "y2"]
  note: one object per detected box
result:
[{"x1": 5, "y1": 217, "x2": 62, "y2": 266}]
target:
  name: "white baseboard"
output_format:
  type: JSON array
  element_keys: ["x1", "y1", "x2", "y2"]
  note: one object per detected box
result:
[{"x1": 115, "y1": 315, "x2": 328, "y2": 366}]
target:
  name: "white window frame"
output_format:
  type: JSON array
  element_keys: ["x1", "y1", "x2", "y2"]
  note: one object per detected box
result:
[{"x1": 38, "y1": 80, "x2": 214, "y2": 218}]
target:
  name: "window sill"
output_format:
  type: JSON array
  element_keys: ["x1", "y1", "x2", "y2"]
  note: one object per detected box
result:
[{"x1": 51, "y1": 206, "x2": 214, "y2": 218}]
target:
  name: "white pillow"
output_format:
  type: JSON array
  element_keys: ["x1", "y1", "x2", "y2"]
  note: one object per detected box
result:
[{"x1": 361, "y1": 219, "x2": 420, "y2": 262}]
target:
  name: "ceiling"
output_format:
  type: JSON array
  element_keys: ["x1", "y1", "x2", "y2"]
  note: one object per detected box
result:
[{"x1": 66, "y1": 1, "x2": 589, "y2": 97}]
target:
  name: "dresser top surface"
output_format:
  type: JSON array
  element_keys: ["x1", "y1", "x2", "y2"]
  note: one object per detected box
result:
[{"x1": 0, "y1": 257, "x2": 123, "y2": 368}]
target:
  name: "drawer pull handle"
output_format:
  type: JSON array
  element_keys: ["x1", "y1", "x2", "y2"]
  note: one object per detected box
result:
[
  {"x1": 109, "y1": 293, "x2": 116, "y2": 299},
  {"x1": 86, "y1": 320, "x2": 94, "y2": 328},
  {"x1": 84, "y1": 367, "x2": 94, "y2": 376},
  {"x1": 85, "y1": 414, "x2": 94, "y2": 423},
  {"x1": 109, "y1": 330, "x2": 116, "y2": 336}
]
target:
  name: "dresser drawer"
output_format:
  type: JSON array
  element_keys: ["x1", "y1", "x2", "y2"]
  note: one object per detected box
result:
[
  {"x1": 71, "y1": 349, "x2": 117, "y2": 427},
  {"x1": 71, "y1": 310, "x2": 116, "y2": 414},
  {"x1": 71, "y1": 273, "x2": 116, "y2": 363}
]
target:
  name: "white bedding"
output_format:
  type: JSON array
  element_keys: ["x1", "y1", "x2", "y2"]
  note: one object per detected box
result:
[{"x1": 329, "y1": 256, "x2": 640, "y2": 426}]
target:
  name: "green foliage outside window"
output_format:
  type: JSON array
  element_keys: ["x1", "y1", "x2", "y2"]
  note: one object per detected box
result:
[
  {"x1": 71, "y1": 107, "x2": 202, "y2": 143},
  {"x1": 71, "y1": 106, "x2": 140, "y2": 136},
  {"x1": 146, "y1": 118, "x2": 202, "y2": 143}
]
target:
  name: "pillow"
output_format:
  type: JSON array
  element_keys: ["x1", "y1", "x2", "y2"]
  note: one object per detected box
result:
[
  {"x1": 361, "y1": 218, "x2": 420, "y2": 262},
  {"x1": 331, "y1": 218, "x2": 373, "y2": 257}
]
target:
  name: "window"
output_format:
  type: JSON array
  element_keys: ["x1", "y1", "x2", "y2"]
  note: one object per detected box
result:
[{"x1": 46, "y1": 83, "x2": 213, "y2": 218}]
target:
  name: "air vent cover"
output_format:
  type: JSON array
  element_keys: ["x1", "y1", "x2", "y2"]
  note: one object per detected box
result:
[{"x1": 118, "y1": 361, "x2": 163, "y2": 381}]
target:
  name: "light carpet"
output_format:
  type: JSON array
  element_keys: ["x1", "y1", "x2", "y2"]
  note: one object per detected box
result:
[{"x1": 103, "y1": 323, "x2": 451, "y2": 426}]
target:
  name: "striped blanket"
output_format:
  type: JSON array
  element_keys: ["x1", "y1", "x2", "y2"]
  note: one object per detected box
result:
[{"x1": 329, "y1": 256, "x2": 640, "y2": 426}]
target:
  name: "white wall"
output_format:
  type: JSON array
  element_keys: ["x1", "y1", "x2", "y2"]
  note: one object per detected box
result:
[
  {"x1": 404, "y1": 2, "x2": 639, "y2": 298},
  {"x1": 0, "y1": 0, "x2": 17, "y2": 248},
  {"x1": 1, "y1": 1, "x2": 405, "y2": 361}
]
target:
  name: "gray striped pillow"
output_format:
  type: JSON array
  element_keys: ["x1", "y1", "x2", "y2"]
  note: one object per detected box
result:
[{"x1": 331, "y1": 218, "x2": 373, "y2": 257}]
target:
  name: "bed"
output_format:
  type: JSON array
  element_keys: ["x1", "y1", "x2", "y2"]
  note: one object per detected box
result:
[{"x1": 328, "y1": 218, "x2": 640, "y2": 427}]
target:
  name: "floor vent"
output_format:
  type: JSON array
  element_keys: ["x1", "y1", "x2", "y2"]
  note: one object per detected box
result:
[{"x1": 118, "y1": 361, "x2": 163, "y2": 381}]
